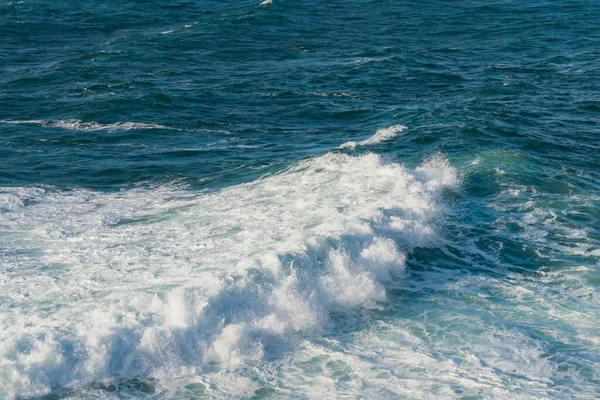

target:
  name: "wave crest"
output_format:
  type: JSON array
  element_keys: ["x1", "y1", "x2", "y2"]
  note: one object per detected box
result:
[
  {"x1": 338, "y1": 125, "x2": 407, "y2": 150},
  {"x1": 0, "y1": 119, "x2": 171, "y2": 132}
]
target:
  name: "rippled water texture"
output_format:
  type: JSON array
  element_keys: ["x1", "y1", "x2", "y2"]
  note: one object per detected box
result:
[{"x1": 1, "y1": 0, "x2": 599, "y2": 398}]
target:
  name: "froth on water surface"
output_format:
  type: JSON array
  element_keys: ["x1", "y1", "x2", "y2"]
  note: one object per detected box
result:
[
  {"x1": 2, "y1": 0, "x2": 600, "y2": 398},
  {"x1": 0, "y1": 153, "x2": 458, "y2": 398}
]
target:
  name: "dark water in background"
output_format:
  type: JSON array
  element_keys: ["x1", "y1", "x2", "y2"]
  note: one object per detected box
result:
[{"x1": 1, "y1": 1, "x2": 600, "y2": 398}]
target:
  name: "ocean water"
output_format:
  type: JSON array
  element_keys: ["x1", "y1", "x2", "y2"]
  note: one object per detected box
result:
[{"x1": 1, "y1": 0, "x2": 599, "y2": 398}]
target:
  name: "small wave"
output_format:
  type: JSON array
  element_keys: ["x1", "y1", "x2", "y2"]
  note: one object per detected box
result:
[
  {"x1": 0, "y1": 119, "x2": 172, "y2": 132},
  {"x1": 338, "y1": 125, "x2": 407, "y2": 150}
]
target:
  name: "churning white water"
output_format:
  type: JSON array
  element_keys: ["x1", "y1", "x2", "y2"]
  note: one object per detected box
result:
[{"x1": 0, "y1": 151, "x2": 458, "y2": 398}]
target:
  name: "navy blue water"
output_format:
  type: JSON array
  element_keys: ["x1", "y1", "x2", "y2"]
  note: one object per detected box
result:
[{"x1": 1, "y1": 1, "x2": 599, "y2": 398}]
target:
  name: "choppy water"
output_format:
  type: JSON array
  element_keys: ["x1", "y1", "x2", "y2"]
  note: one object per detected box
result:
[{"x1": 1, "y1": 0, "x2": 600, "y2": 398}]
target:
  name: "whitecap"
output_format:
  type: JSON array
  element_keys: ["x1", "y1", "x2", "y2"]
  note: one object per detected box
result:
[
  {"x1": 0, "y1": 119, "x2": 172, "y2": 132},
  {"x1": 338, "y1": 125, "x2": 407, "y2": 149}
]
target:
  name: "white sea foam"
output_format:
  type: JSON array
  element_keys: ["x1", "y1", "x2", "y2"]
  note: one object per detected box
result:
[
  {"x1": 0, "y1": 119, "x2": 171, "y2": 131},
  {"x1": 338, "y1": 125, "x2": 407, "y2": 150},
  {"x1": 0, "y1": 152, "x2": 456, "y2": 398}
]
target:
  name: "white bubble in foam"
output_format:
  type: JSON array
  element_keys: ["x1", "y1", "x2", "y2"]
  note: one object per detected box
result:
[
  {"x1": 321, "y1": 249, "x2": 386, "y2": 308},
  {"x1": 415, "y1": 154, "x2": 460, "y2": 191},
  {"x1": 360, "y1": 237, "x2": 406, "y2": 282}
]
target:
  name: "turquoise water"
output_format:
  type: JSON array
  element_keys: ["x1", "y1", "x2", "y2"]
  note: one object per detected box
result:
[{"x1": 1, "y1": 0, "x2": 599, "y2": 398}]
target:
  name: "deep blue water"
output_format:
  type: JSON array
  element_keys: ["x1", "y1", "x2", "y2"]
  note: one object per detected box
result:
[{"x1": 1, "y1": 1, "x2": 599, "y2": 398}]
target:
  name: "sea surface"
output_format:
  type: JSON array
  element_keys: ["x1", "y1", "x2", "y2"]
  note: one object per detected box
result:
[{"x1": 1, "y1": 0, "x2": 600, "y2": 398}]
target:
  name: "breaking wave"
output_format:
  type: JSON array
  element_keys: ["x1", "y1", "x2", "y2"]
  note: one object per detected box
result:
[{"x1": 0, "y1": 151, "x2": 458, "y2": 398}]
